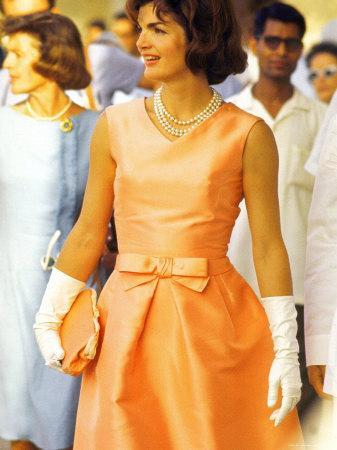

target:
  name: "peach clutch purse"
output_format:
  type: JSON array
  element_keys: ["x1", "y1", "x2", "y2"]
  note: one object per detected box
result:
[{"x1": 60, "y1": 288, "x2": 100, "y2": 376}]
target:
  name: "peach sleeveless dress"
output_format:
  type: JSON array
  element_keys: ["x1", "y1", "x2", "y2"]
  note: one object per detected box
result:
[{"x1": 74, "y1": 99, "x2": 303, "y2": 449}]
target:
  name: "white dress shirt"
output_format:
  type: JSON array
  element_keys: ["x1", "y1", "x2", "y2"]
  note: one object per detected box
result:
[
  {"x1": 304, "y1": 98, "x2": 337, "y2": 374},
  {"x1": 227, "y1": 85, "x2": 326, "y2": 305}
]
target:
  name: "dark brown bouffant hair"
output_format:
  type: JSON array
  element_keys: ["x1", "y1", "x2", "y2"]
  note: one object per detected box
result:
[
  {"x1": 1, "y1": 12, "x2": 91, "y2": 90},
  {"x1": 0, "y1": 0, "x2": 56, "y2": 13},
  {"x1": 126, "y1": 0, "x2": 247, "y2": 84}
]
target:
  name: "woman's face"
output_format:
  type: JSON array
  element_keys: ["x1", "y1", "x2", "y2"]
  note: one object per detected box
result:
[
  {"x1": 309, "y1": 52, "x2": 337, "y2": 104},
  {"x1": 3, "y1": 32, "x2": 48, "y2": 95},
  {"x1": 136, "y1": 2, "x2": 190, "y2": 83}
]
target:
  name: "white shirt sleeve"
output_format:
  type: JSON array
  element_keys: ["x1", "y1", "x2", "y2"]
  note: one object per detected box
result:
[
  {"x1": 304, "y1": 110, "x2": 337, "y2": 366},
  {"x1": 306, "y1": 91, "x2": 337, "y2": 176}
]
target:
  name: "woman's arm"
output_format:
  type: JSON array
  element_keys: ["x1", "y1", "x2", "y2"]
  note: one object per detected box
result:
[
  {"x1": 243, "y1": 121, "x2": 302, "y2": 427},
  {"x1": 34, "y1": 112, "x2": 115, "y2": 367},
  {"x1": 243, "y1": 120, "x2": 293, "y2": 297},
  {"x1": 55, "y1": 112, "x2": 116, "y2": 281}
]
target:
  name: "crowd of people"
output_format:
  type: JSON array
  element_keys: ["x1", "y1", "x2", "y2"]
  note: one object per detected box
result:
[{"x1": 0, "y1": 0, "x2": 337, "y2": 449}]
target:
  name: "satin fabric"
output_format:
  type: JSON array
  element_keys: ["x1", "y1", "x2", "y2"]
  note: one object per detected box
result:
[{"x1": 74, "y1": 99, "x2": 302, "y2": 449}]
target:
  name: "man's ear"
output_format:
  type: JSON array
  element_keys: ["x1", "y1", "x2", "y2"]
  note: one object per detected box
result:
[
  {"x1": 299, "y1": 42, "x2": 304, "y2": 58},
  {"x1": 248, "y1": 35, "x2": 258, "y2": 56}
]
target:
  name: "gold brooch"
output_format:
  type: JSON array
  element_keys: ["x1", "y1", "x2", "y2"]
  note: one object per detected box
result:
[{"x1": 60, "y1": 117, "x2": 74, "y2": 133}]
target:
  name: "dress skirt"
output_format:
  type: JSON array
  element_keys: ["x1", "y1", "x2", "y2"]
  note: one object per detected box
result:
[{"x1": 74, "y1": 253, "x2": 302, "y2": 450}]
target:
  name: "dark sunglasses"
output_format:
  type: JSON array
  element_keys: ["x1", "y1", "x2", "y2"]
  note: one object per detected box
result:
[
  {"x1": 259, "y1": 35, "x2": 303, "y2": 52},
  {"x1": 308, "y1": 65, "x2": 337, "y2": 82}
]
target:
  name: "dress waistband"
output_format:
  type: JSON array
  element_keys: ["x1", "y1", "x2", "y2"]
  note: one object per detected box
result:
[
  {"x1": 116, "y1": 253, "x2": 233, "y2": 276},
  {"x1": 115, "y1": 253, "x2": 233, "y2": 293}
]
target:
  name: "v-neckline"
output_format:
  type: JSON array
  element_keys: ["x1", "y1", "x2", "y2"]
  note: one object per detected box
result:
[{"x1": 140, "y1": 97, "x2": 229, "y2": 144}]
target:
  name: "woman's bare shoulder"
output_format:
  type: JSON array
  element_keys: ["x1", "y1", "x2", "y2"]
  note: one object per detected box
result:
[{"x1": 244, "y1": 120, "x2": 278, "y2": 170}]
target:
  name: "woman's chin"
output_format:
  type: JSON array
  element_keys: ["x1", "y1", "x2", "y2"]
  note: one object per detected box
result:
[
  {"x1": 317, "y1": 91, "x2": 334, "y2": 104},
  {"x1": 144, "y1": 68, "x2": 163, "y2": 83},
  {"x1": 10, "y1": 85, "x2": 26, "y2": 95}
]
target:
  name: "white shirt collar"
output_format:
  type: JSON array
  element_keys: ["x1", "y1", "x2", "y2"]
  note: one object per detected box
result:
[{"x1": 230, "y1": 83, "x2": 312, "y2": 127}]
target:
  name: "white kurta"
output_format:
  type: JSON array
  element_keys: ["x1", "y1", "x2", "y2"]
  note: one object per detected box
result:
[
  {"x1": 227, "y1": 85, "x2": 326, "y2": 304},
  {"x1": 304, "y1": 95, "x2": 337, "y2": 378}
]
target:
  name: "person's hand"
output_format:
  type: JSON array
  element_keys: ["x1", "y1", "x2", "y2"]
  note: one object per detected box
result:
[
  {"x1": 268, "y1": 358, "x2": 302, "y2": 427},
  {"x1": 34, "y1": 268, "x2": 85, "y2": 370},
  {"x1": 34, "y1": 325, "x2": 65, "y2": 370},
  {"x1": 260, "y1": 296, "x2": 302, "y2": 427},
  {"x1": 307, "y1": 365, "x2": 331, "y2": 399}
]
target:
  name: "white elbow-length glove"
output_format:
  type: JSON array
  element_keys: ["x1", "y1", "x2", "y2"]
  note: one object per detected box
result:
[
  {"x1": 34, "y1": 268, "x2": 85, "y2": 370},
  {"x1": 261, "y1": 296, "x2": 302, "y2": 427}
]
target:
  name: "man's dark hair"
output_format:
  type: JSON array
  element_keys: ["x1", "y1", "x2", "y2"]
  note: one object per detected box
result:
[
  {"x1": 306, "y1": 41, "x2": 337, "y2": 67},
  {"x1": 254, "y1": 2, "x2": 306, "y2": 39},
  {"x1": 88, "y1": 19, "x2": 106, "y2": 31},
  {"x1": 0, "y1": 0, "x2": 56, "y2": 14},
  {"x1": 126, "y1": 0, "x2": 247, "y2": 85}
]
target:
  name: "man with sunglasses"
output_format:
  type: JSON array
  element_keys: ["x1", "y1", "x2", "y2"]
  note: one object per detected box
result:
[{"x1": 228, "y1": 1, "x2": 326, "y2": 424}]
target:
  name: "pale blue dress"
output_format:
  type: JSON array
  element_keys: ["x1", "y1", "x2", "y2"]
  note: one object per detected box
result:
[{"x1": 0, "y1": 107, "x2": 99, "y2": 449}]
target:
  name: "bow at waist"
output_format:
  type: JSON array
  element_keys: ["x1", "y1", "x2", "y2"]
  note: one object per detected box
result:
[{"x1": 115, "y1": 253, "x2": 233, "y2": 293}]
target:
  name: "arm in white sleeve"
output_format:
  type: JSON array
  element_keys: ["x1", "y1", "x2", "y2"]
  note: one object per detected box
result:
[
  {"x1": 305, "y1": 91, "x2": 337, "y2": 176},
  {"x1": 304, "y1": 113, "x2": 337, "y2": 365}
]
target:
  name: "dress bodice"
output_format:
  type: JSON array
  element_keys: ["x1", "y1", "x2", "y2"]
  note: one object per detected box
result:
[{"x1": 106, "y1": 99, "x2": 260, "y2": 258}]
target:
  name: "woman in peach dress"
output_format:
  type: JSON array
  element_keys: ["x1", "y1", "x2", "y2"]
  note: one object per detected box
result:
[{"x1": 35, "y1": 0, "x2": 303, "y2": 448}]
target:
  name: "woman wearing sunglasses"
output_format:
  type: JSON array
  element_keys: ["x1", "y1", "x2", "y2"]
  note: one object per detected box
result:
[
  {"x1": 0, "y1": 12, "x2": 98, "y2": 450},
  {"x1": 306, "y1": 41, "x2": 337, "y2": 104}
]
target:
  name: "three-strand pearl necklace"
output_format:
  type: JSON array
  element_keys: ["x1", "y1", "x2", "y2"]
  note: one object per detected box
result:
[{"x1": 153, "y1": 86, "x2": 223, "y2": 138}]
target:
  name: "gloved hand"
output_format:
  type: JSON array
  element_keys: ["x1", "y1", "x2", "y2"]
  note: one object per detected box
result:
[
  {"x1": 261, "y1": 296, "x2": 302, "y2": 427},
  {"x1": 34, "y1": 268, "x2": 85, "y2": 370}
]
